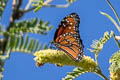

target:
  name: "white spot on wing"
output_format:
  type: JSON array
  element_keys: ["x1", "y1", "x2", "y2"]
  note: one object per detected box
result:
[{"x1": 70, "y1": 22, "x2": 73, "y2": 25}]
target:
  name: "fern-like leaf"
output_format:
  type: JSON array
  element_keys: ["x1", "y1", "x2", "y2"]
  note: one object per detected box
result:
[
  {"x1": 62, "y1": 67, "x2": 91, "y2": 80},
  {"x1": 0, "y1": 25, "x2": 1, "y2": 32},
  {"x1": 100, "y1": 11, "x2": 120, "y2": 32},
  {"x1": 88, "y1": 31, "x2": 113, "y2": 64},
  {"x1": 0, "y1": 38, "x2": 4, "y2": 55},
  {"x1": 0, "y1": 0, "x2": 8, "y2": 20},
  {"x1": 32, "y1": 0, "x2": 44, "y2": 12},
  {"x1": 5, "y1": 35, "x2": 47, "y2": 54},
  {"x1": 88, "y1": 31, "x2": 113, "y2": 54},
  {"x1": 9, "y1": 18, "x2": 53, "y2": 35}
]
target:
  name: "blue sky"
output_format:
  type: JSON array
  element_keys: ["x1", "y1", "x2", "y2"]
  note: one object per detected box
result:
[{"x1": 1, "y1": 0, "x2": 120, "y2": 80}]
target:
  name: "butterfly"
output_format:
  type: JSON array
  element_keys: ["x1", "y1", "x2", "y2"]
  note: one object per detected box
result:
[{"x1": 51, "y1": 13, "x2": 84, "y2": 61}]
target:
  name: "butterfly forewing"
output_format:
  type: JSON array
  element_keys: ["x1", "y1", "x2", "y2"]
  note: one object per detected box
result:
[{"x1": 54, "y1": 13, "x2": 80, "y2": 42}]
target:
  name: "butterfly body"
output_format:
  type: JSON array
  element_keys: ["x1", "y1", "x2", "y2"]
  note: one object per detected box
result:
[{"x1": 51, "y1": 13, "x2": 84, "y2": 61}]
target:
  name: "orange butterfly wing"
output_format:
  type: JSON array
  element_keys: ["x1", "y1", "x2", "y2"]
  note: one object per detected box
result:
[
  {"x1": 52, "y1": 13, "x2": 84, "y2": 61},
  {"x1": 58, "y1": 34, "x2": 83, "y2": 60}
]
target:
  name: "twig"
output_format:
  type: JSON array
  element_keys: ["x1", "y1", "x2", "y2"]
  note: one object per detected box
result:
[
  {"x1": 43, "y1": 3, "x2": 71, "y2": 8},
  {"x1": 113, "y1": 34, "x2": 120, "y2": 48},
  {"x1": 25, "y1": 0, "x2": 53, "y2": 11},
  {"x1": 24, "y1": 0, "x2": 70, "y2": 13},
  {"x1": 21, "y1": 7, "x2": 35, "y2": 13},
  {"x1": 25, "y1": 0, "x2": 32, "y2": 10},
  {"x1": 24, "y1": 3, "x2": 70, "y2": 13},
  {"x1": 43, "y1": 0, "x2": 71, "y2": 8},
  {"x1": 43, "y1": 0, "x2": 52, "y2": 5}
]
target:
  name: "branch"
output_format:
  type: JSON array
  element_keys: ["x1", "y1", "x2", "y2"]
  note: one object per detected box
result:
[
  {"x1": 3, "y1": 0, "x2": 23, "y2": 55},
  {"x1": 8, "y1": 0, "x2": 23, "y2": 30},
  {"x1": 2, "y1": 0, "x2": 19, "y2": 55}
]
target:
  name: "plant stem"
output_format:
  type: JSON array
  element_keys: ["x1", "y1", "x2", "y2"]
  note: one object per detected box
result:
[
  {"x1": 113, "y1": 33, "x2": 120, "y2": 48},
  {"x1": 100, "y1": 12, "x2": 120, "y2": 32},
  {"x1": 95, "y1": 70, "x2": 109, "y2": 80},
  {"x1": 106, "y1": 0, "x2": 120, "y2": 24},
  {"x1": 95, "y1": 54, "x2": 98, "y2": 65},
  {"x1": 25, "y1": 0, "x2": 32, "y2": 10},
  {"x1": 99, "y1": 72, "x2": 108, "y2": 80}
]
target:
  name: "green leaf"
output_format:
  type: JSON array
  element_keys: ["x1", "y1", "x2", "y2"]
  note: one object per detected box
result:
[
  {"x1": 109, "y1": 50, "x2": 120, "y2": 72},
  {"x1": 0, "y1": 25, "x2": 1, "y2": 32},
  {"x1": 19, "y1": 36, "x2": 24, "y2": 49},
  {"x1": 88, "y1": 31, "x2": 113, "y2": 63},
  {"x1": 33, "y1": 40, "x2": 39, "y2": 52},
  {"x1": 14, "y1": 36, "x2": 19, "y2": 48},
  {"x1": 43, "y1": 44, "x2": 48, "y2": 49},
  {"x1": 0, "y1": 39, "x2": 3, "y2": 54},
  {"x1": 9, "y1": 35, "x2": 16, "y2": 49},
  {"x1": 88, "y1": 31, "x2": 113, "y2": 54},
  {"x1": 23, "y1": 35, "x2": 29, "y2": 49},
  {"x1": 0, "y1": 0, "x2": 8, "y2": 20},
  {"x1": 100, "y1": 11, "x2": 120, "y2": 32},
  {"x1": 32, "y1": 0, "x2": 44, "y2": 12},
  {"x1": 9, "y1": 18, "x2": 53, "y2": 35},
  {"x1": 62, "y1": 67, "x2": 90, "y2": 80},
  {"x1": 27, "y1": 39, "x2": 35, "y2": 51},
  {"x1": 105, "y1": 0, "x2": 120, "y2": 24},
  {"x1": 5, "y1": 34, "x2": 49, "y2": 54},
  {"x1": 38, "y1": 43, "x2": 42, "y2": 50}
]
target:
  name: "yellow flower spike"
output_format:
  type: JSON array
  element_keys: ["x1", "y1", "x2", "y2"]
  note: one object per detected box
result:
[{"x1": 34, "y1": 49, "x2": 99, "y2": 72}]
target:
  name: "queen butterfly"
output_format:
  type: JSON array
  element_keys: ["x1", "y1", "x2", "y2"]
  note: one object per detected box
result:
[{"x1": 51, "y1": 13, "x2": 84, "y2": 61}]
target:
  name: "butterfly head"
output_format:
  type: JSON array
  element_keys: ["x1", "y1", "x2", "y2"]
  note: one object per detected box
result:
[{"x1": 50, "y1": 40, "x2": 60, "y2": 48}]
